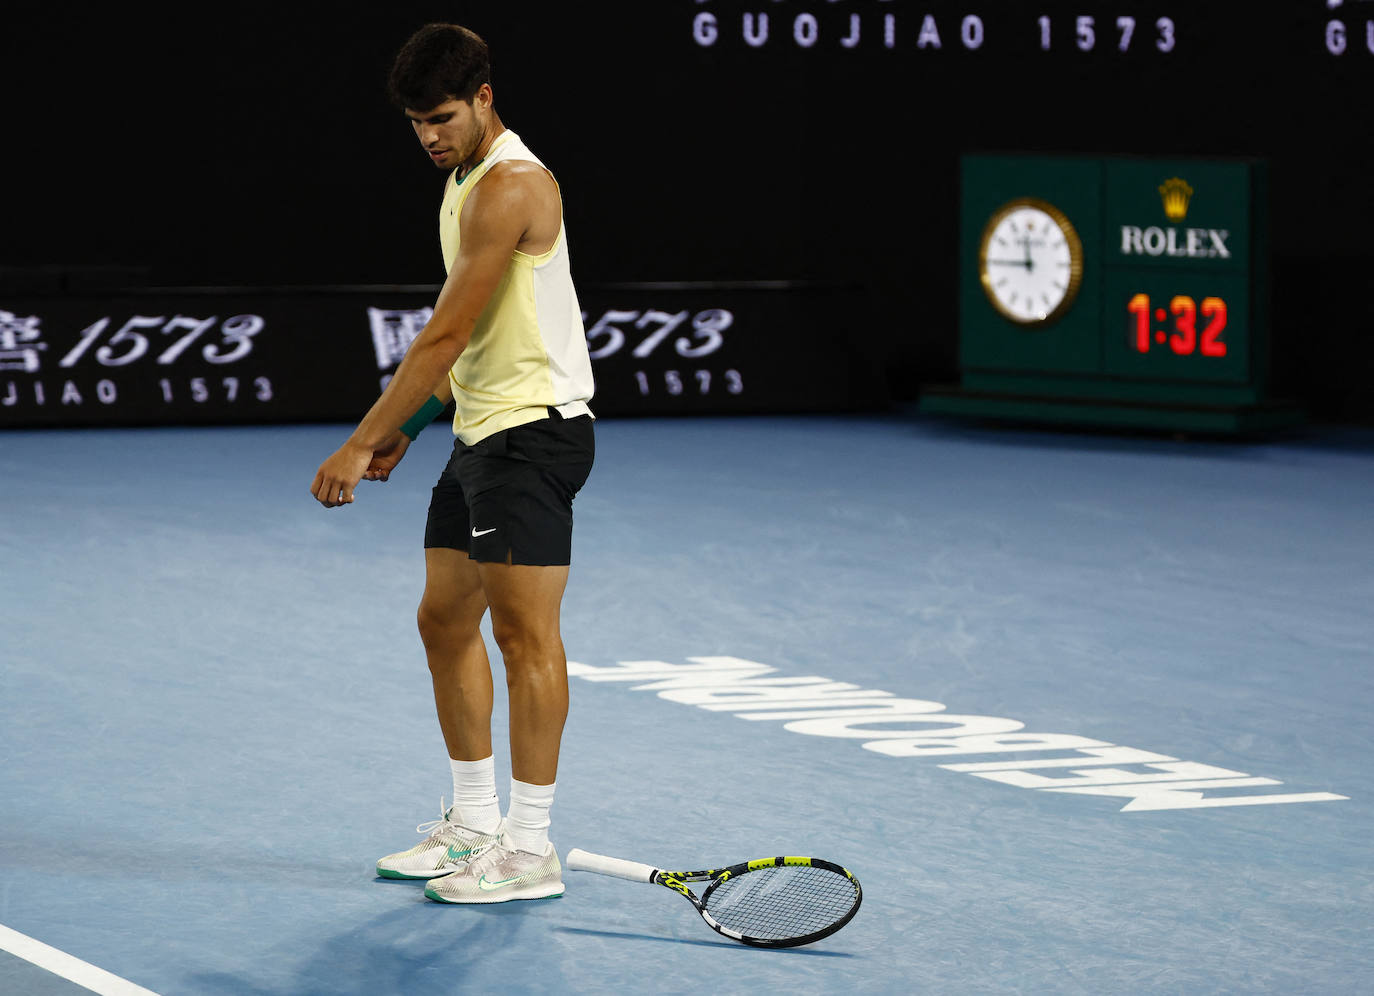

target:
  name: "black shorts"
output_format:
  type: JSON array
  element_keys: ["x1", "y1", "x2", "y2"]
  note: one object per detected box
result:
[{"x1": 424, "y1": 409, "x2": 594, "y2": 566}]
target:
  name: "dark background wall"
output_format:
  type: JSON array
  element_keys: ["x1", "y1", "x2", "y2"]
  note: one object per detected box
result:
[{"x1": 3, "y1": 1, "x2": 1371, "y2": 420}]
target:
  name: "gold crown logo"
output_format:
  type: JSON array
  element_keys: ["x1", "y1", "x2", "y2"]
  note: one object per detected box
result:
[{"x1": 1158, "y1": 177, "x2": 1194, "y2": 221}]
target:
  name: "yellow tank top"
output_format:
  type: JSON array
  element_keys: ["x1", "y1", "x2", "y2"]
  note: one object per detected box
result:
[{"x1": 438, "y1": 130, "x2": 595, "y2": 444}]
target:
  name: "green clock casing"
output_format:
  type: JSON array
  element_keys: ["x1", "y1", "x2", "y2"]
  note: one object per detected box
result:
[{"x1": 921, "y1": 153, "x2": 1296, "y2": 433}]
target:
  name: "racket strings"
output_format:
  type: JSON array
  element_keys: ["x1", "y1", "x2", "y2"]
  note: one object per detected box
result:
[{"x1": 705, "y1": 866, "x2": 858, "y2": 941}]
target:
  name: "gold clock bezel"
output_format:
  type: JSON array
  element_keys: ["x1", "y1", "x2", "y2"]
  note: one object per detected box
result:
[{"x1": 977, "y1": 196, "x2": 1085, "y2": 326}]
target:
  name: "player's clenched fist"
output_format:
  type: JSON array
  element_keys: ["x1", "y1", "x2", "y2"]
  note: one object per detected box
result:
[{"x1": 311, "y1": 441, "x2": 373, "y2": 508}]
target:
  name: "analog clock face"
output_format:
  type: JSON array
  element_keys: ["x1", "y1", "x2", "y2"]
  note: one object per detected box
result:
[{"x1": 978, "y1": 198, "x2": 1084, "y2": 325}]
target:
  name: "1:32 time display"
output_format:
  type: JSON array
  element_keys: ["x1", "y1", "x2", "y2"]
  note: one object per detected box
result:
[
  {"x1": 1102, "y1": 270, "x2": 1249, "y2": 383},
  {"x1": 1126, "y1": 293, "x2": 1227, "y2": 357}
]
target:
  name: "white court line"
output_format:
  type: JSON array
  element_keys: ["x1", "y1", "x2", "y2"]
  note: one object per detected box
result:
[{"x1": 0, "y1": 924, "x2": 160, "y2": 996}]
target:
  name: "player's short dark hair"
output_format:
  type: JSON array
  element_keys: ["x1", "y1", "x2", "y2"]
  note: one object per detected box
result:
[{"x1": 388, "y1": 24, "x2": 491, "y2": 111}]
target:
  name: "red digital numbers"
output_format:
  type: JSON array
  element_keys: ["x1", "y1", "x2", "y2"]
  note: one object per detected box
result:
[
  {"x1": 1199, "y1": 297, "x2": 1227, "y2": 357},
  {"x1": 1127, "y1": 293, "x2": 1227, "y2": 357}
]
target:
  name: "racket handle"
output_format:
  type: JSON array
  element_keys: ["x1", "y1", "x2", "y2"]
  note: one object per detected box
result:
[{"x1": 566, "y1": 848, "x2": 657, "y2": 882}]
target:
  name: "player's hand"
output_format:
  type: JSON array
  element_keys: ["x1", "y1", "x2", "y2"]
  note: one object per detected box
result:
[
  {"x1": 311, "y1": 441, "x2": 373, "y2": 508},
  {"x1": 363, "y1": 431, "x2": 411, "y2": 482}
]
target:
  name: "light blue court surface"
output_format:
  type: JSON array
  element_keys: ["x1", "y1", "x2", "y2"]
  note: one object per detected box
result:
[{"x1": 2, "y1": 411, "x2": 1371, "y2": 994}]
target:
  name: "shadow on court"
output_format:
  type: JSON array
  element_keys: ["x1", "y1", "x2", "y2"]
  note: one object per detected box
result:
[
  {"x1": 182, "y1": 902, "x2": 561, "y2": 995},
  {"x1": 556, "y1": 925, "x2": 855, "y2": 956}
]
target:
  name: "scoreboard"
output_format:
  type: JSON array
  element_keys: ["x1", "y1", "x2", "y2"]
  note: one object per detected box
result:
[{"x1": 920, "y1": 154, "x2": 1298, "y2": 433}]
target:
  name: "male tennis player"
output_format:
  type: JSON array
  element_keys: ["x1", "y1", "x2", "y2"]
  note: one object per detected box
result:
[{"x1": 310, "y1": 23, "x2": 594, "y2": 904}]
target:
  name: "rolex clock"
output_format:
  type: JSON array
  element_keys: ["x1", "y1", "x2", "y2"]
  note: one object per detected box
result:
[
  {"x1": 977, "y1": 197, "x2": 1084, "y2": 325},
  {"x1": 923, "y1": 153, "x2": 1298, "y2": 433}
]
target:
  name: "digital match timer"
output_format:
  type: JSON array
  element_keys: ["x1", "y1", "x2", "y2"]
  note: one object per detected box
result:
[{"x1": 1126, "y1": 294, "x2": 1229, "y2": 358}]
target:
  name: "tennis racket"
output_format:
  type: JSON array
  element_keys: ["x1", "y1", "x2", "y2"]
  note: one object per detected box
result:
[{"x1": 565, "y1": 848, "x2": 862, "y2": 948}]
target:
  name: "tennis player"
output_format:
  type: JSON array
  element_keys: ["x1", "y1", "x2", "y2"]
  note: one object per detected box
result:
[{"x1": 310, "y1": 23, "x2": 594, "y2": 904}]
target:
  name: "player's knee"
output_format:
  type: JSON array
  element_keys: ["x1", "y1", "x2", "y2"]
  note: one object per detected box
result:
[
  {"x1": 416, "y1": 591, "x2": 482, "y2": 650},
  {"x1": 488, "y1": 616, "x2": 529, "y2": 661},
  {"x1": 489, "y1": 617, "x2": 558, "y2": 668},
  {"x1": 416, "y1": 600, "x2": 447, "y2": 651}
]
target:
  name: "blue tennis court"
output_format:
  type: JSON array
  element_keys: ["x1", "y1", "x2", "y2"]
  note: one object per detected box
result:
[{"x1": 2, "y1": 411, "x2": 1370, "y2": 994}]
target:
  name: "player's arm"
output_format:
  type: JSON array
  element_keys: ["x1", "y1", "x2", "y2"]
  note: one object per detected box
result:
[
  {"x1": 360, "y1": 370, "x2": 455, "y2": 482},
  {"x1": 310, "y1": 167, "x2": 534, "y2": 507}
]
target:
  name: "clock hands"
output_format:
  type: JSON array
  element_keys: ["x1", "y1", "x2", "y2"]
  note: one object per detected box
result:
[
  {"x1": 986, "y1": 254, "x2": 1032, "y2": 270},
  {"x1": 987, "y1": 235, "x2": 1042, "y2": 271}
]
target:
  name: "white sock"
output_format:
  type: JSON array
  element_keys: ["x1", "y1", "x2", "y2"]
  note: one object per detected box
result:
[
  {"x1": 504, "y1": 778, "x2": 556, "y2": 854},
  {"x1": 449, "y1": 757, "x2": 502, "y2": 833}
]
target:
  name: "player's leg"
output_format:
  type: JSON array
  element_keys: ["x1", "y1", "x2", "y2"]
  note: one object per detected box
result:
[
  {"x1": 478, "y1": 561, "x2": 571, "y2": 786},
  {"x1": 417, "y1": 547, "x2": 495, "y2": 765},
  {"x1": 424, "y1": 562, "x2": 570, "y2": 903},
  {"x1": 376, "y1": 451, "x2": 503, "y2": 881}
]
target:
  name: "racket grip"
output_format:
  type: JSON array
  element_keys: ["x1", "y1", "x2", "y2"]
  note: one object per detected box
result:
[{"x1": 566, "y1": 848, "x2": 657, "y2": 882}]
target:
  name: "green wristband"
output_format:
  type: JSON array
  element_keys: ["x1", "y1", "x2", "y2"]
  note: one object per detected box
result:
[{"x1": 400, "y1": 395, "x2": 445, "y2": 440}]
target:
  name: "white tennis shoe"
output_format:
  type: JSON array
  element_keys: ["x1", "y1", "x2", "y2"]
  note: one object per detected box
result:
[
  {"x1": 424, "y1": 833, "x2": 564, "y2": 904},
  {"x1": 375, "y1": 799, "x2": 501, "y2": 880}
]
